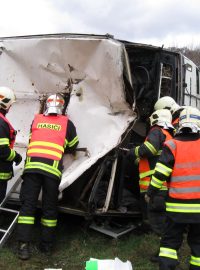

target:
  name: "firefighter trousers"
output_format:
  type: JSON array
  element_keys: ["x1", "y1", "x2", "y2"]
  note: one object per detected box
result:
[
  {"x1": 159, "y1": 216, "x2": 200, "y2": 270},
  {"x1": 17, "y1": 173, "x2": 60, "y2": 243}
]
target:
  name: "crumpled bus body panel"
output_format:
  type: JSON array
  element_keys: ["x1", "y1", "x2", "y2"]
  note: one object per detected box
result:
[{"x1": 0, "y1": 34, "x2": 135, "y2": 196}]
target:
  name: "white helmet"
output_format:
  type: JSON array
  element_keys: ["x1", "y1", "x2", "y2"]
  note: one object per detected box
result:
[
  {"x1": 154, "y1": 96, "x2": 181, "y2": 115},
  {"x1": 149, "y1": 109, "x2": 173, "y2": 129},
  {"x1": 44, "y1": 94, "x2": 65, "y2": 115},
  {"x1": 0, "y1": 86, "x2": 16, "y2": 111},
  {"x1": 177, "y1": 106, "x2": 200, "y2": 133}
]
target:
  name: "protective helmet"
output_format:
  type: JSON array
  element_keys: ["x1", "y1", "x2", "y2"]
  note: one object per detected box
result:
[
  {"x1": 149, "y1": 109, "x2": 173, "y2": 129},
  {"x1": 177, "y1": 106, "x2": 200, "y2": 133},
  {"x1": 154, "y1": 96, "x2": 180, "y2": 115},
  {"x1": 0, "y1": 86, "x2": 16, "y2": 111},
  {"x1": 44, "y1": 94, "x2": 65, "y2": 115}
]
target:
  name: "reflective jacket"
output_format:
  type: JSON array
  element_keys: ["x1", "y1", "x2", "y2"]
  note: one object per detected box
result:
[
  {"x1": 139, "y1": 127, "x2": 173, "y2": 192},
  {"x1": 24, "y1": 114, "x2": 78, "y2": 180},
  {"x1": 165, "y1": 139, "x2": 200, "y2": 200},
  {"x1": 0, "y1": 113, "x2": 16, "y2": 148},
  {"x1": 0, "y1": 112, "x2": 17, "y2": 180},
  {"x1": 27, "y1": 114, "x2": 68, "y2": 161},
  {"x1": 148, "y1": 133, "x2": 200, "y2": 223}
]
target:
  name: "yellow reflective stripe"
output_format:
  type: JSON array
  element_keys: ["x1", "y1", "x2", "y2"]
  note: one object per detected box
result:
[
  {"x1": 18, "y1": 216, "x2": 35, "y2": 224},
  {"x1": 0, "y1": 172, "x2": 12, "y2": 180},
  {"x1": 160, "y1": 185, "x2": 168, "y2": 191},
  {"x1": 135, "y1": 146, "x2": 139, "y2": 157},
  {"x1": 7, "y1": 149, "x2": 16, "y2": 161},
  {"x1": 27, "y1": 148, "x2": 62, "y2": 159},
  {"x1": 139, "y1": 170, "x2": 154, "y2": 178},
  {"x1": 190, "y1": 255, "x2": 200, "y2": 266},
  {"x1": 166, "y1": 202, "x2": 200, "y2": 213},
  {"x1": 157, "y1": 150, "x2": 162, "y2": 155},
  {"x1": 53, "y1": 160, "x2": 59, "y2": 168},
  {"x1": 159, "y1": 247, "x2": 177, "y2": 259},
  {"x1": 29, "y1": 141, "x2": 64, "y2": 152},
  {"x1": 41, "y1": 218, "x2": 57, "y2": 227},
  {"x1": 24, "y1": 162, "x2": 61, "y2": 178},
  {"x1": 144, "y1": 141, "x2": 157, "y2": 155},
  {"x1": 0, "y1": 138, "x2": 9, "y2": 145},
  {"x1": 151, "y1": 175, "x2": 163, "y2": 189},
  {"x1": 139, "y1": 180, "x2": 149, "y2": 186},
  {"x1": 155, "y1": 162, "x2": 172, "y2": 176},
  {"x1": 64, "y1": 139, "x2": 68, "y2": 148},
  {"x1": 68, "y1": 136, "x2": 78, "y2": 147}
]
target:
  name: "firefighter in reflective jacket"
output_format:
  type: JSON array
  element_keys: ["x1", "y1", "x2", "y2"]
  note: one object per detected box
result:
[
  {"x1": 0, "y1": 87, "x2": 22, "y2": 203},
  {"x1": 147, "y1": 106, "x2": 200, "y2": 270},
  {"x1": 17, "y1": 94, "x2": 79, "y2": 260},
  {"x1": 154, "y1": 96, "x2": 184, "y2": 130},
  {"x1": 129, "y1": 109, "x2": 174, "y2": 235}
]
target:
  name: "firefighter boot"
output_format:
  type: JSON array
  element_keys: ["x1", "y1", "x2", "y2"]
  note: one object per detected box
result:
[{"x1": 18, "y1": 242, "x2": 30, "y2": 260}]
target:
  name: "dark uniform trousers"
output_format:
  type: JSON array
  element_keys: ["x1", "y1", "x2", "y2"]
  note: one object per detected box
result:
[
  {"x1": 17, "y1": 173, "x2": 60, "y2": 243},
  {"x1": 159, "y1": 216, "x2": 200, "y2": 270},
  {"x1": 148, "y1": 191, "x2": 167, "y2": 236},
  {"x1": 0, "y1": 181, "x2": 8, "y2": 203}
]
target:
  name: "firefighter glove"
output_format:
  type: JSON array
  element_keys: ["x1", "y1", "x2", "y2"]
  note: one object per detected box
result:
[{"x1": 14, "y1": 152, "x2": 22, "y2": 165}]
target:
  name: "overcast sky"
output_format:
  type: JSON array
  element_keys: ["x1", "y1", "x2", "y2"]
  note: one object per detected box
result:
[{"x1": 1, "y1": 0, "x2": 200, "y2": 48}]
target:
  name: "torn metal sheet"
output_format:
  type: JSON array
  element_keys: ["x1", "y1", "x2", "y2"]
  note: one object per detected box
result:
[{"x1": 0, "y1": 35, "x2": 135, "y2": 193}]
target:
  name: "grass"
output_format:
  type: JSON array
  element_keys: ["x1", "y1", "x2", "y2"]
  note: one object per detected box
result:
[{"x1": 0, "y1": 213, "x2": 191, "y2": 270}]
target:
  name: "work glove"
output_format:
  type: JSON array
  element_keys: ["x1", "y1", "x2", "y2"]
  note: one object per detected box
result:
[{"x1": 13, "y1": 152, "x2": 22, "y2": 166}]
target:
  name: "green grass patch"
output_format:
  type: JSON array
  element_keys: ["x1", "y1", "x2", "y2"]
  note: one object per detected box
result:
[{"x1": 0, "y1": 214, "x2": 191, "y2": 270}]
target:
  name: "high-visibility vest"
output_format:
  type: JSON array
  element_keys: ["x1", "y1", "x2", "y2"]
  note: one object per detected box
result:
[
  {"x1": 0, "y1": 112, "x2": 16, "y2": 148},
  {"x1": 139, "y1": 128, "x2": 172, "y2": 192},
  {"x1": 27, "y1": 114, "x2": 68, "y2": 161},
  {"x1": 165, "y1": 138, "x2": 200, "y2": 199}
]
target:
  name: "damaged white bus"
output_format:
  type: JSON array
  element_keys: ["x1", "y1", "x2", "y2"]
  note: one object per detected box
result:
[{"x1": 0, "y1": 33, "x2": 200, "y2": 236}]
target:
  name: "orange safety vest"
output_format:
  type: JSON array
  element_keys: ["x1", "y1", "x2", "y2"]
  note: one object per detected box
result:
[
  {"x1": 139, "y1": 128, "x2": 172, "y2": 192},
  {"x1": 172, "y1": 117, "x2": 179, "y2": 126},
  {"x1": 0, "y1": 112, "x2": 16, "y2": 148},
  {"x1": 27, "y1": 114, "x2": 68, "y2": 161},
  {"x1": 165, "y1": 138, "x2": 200, "y2": 199}
]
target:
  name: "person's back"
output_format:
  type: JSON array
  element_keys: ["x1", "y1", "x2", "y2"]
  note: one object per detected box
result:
[
  {"x1": 17, "y1": 93, "x2": 79, "y2": 260},
  {"x1": 129, "y1": 109, "x2": 174, "y2": 235},
  {"x1": 147, "y1": 106, "x2": 200, "y2": 270}
]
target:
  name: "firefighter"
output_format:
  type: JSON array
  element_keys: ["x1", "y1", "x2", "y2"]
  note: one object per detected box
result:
[
  {"x1": 146, "y1": 106, "x2": 200, "y2": 270},
  {"x1": 0, "y1": 87, "x2": 22, "y2": 203},
  {"x1": 17, "y1": 93, "x2": 79, "y2": 260},
  {"x1": 129, "y1": 109, "x2": 174, "y2": 237},
  {"x1": 154, "y1": 96, "x2": 184, "y2": 129}
]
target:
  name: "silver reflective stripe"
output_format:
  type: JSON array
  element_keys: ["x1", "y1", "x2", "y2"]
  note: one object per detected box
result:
[
  {"x1": 171, "y1": 175, "x2": 200, "y2": 182},
  {"x1": 165, "y1": 139, "x2": 176, "y2": 150},
  {"x1": 175, "y1": 160, "x2": 200, "y2": 169},
  {"x1": 170, "y1": 186, "x2": 200, "y2": 194}
]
